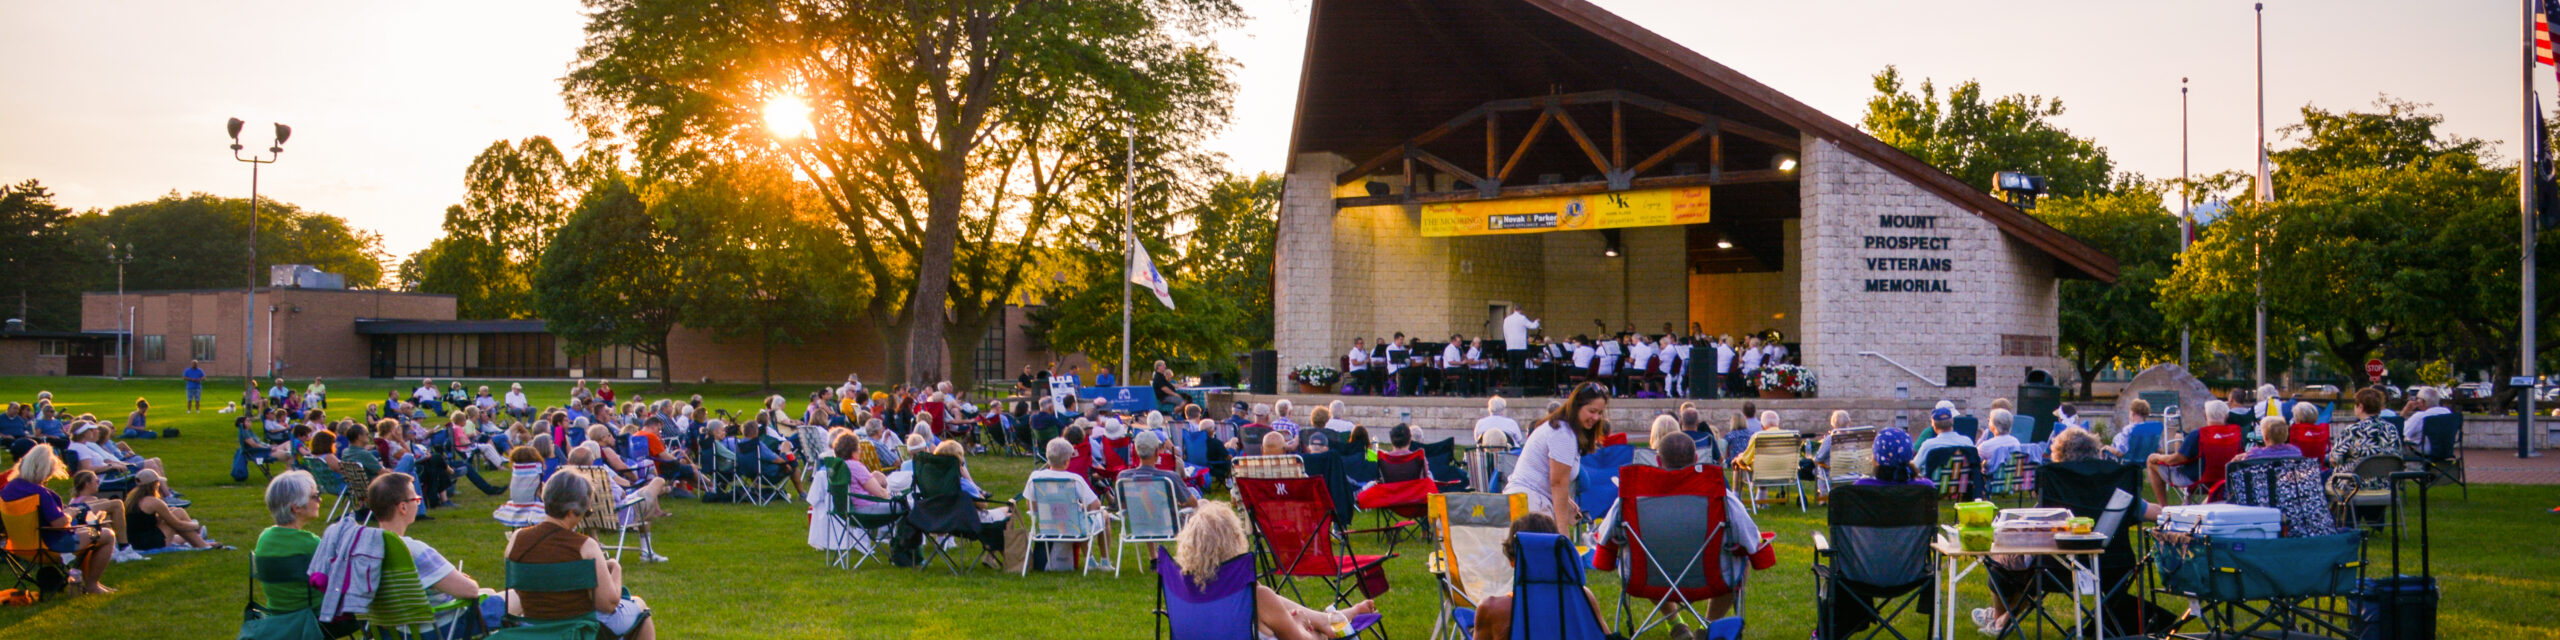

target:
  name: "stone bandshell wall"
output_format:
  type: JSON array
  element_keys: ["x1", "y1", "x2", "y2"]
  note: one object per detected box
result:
[{"x1": 1796, "y1": 137, "x2": 2063, "y2": 409}]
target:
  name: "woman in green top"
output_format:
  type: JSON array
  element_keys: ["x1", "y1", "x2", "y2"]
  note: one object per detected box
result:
[{"x1": 254, "y1": 470, "x2": 325, "y2": 611}]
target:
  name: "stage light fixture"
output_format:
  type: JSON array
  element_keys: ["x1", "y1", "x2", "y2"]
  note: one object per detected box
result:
[{"x1": 1774, "y1": 154, "x2": 1798, "y2": 172}]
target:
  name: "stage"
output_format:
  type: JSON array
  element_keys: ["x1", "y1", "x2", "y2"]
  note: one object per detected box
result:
[{"x1": 1224, "y1": 390, "x2": 1951, "y2": 444}]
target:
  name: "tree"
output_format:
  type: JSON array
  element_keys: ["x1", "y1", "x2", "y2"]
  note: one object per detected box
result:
[
  {"x1": 563, "y1": 0, "x2": 1241, "y2": 388},
  {"x1": 66, "y1": 192, "x2": 387, "y2": 291},
  {"x1": 1032, "y1": 172, "x2": 1280, "y2": 378},
  {"x1": 0, "y1": 180, "x2": 85, "y2": 330},
  {"x1": 658, "y1": 157, "x2": 864, "y2": 390},
  {"x1": 2040, "y1": 183, "x2": 2179, "y2": 399},
  {"x1": 403, "y1": 137, "x2": 591, "y2": 318},
  {"x1": 1862, "y1": 66, "x2": 2117, "y2": 198},
  {"x1": 2159, "y1": 98, "x2": 2513, "y2": 390},
  {"x1": 533, "y1": 177, "x2": 682, "y2": 388}
]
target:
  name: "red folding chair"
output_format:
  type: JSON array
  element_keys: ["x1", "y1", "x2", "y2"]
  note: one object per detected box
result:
[
  {"x1": 1357, "y1": 449, "x2": 1440, "y2": 546},
  {"x1": 2194, "y1": 424, "x2": 2244, "y2": 501},
  {"x1": 1596, "y1": 464, "x2": 1769, "y2": 637},
  {"x1": 2293, "y1": 422, "x2": 2333, "y2": 469},
  {"x1": 1237, "y1": 476, "x2": 1396, "y2": 608}
]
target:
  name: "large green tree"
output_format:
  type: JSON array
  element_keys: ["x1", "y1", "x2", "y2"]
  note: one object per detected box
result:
[
  {"x1": 563, "y1": 0, "x2": 1240, "y2": 389},
  {"x1": 1032, "y1": 172, "x2": 1279, "y2": 378},
  {"x1": 2041, "y1": 183, "x2": 2179, "y2": 399},
  {"x1": 403, "y1": 137, "x2": 593, "y2": 318},
  {"x1": 0, "y1": 180, "x2": 85, "y2": 330},
  {"x1": 67, "y1": 192, "x2": 386, "y2": 291},
  {"x1": 657, "y1": 156, "x2": 865, "y2": 390},
  {"x1": 2160, "y1": 98, "x2": 2516, "y2": 389},
  {"x1": 534, "y1": 177, "x2": 682, "y2": 388},
  {"x1": 1861, "y1": 66, "x2": 2118, "y2": 198}
]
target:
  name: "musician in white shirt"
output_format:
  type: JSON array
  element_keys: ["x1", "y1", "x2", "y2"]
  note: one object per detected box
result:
[
  {"x1": 1441, "y1": 337, "x2": 1467, "y2": 396},
  {"x1": 1712, "y1": 336, "x2": 1736, "y2": 399},
  {"x1": 1738, "y1": 335, "x2": 1764, "y2": 393},
  {"x1": 1502, "y1": 309, "x2": 1541, "y2": 393},
  {"x1": 1346, "y1": 338, "x2": 1373, "y2": 395},
  {"x1": 1384, "y1": 333, "x2": 1409, "y2": 396},
  {"x1": 1465, "y1": 338, "x2": 1490, "y2": 396},
  {"x1": 1570, "y1": 337, "x2": 1597, "y2": 383}
]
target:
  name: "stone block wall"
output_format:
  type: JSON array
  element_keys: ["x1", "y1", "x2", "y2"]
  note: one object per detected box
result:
[
  {"x1": 1797, "y1": 136, "x2": 2063, "y2": 409},
  {"x1": 1277, "y1": 153, "x2": 1350, "y2": 368}
]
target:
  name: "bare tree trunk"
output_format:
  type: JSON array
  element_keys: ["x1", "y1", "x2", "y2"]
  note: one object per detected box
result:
[
  {"x1": 905, "y1": 169, "x2": 965, "y2": 388},
  {"x1": 944, "y1": 304, "x2": 993, "y2": 397},
  {"x1": 760, "y1": 319, "x2": 775, "y2": 393}
]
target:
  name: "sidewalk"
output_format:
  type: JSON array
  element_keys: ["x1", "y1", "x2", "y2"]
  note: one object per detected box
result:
[{"x1": 2462, "y1": 448, "x2": 2560, "y2": 485}]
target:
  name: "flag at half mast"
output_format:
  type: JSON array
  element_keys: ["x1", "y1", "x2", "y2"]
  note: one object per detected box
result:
[{"x1": 1130, "y1": 240, "x2": 1176, "y2": 310}]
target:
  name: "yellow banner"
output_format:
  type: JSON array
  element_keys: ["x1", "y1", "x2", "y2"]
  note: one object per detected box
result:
[{"x1": 1404, "y1": 186, "x2": 1711, "y2": 237}]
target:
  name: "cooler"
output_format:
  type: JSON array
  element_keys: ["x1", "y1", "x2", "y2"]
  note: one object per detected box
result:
[{"x1": 2159, "y1": 504, "x2": 2282, "y2": 539}]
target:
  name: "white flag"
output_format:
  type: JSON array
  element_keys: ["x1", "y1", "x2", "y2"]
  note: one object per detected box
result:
[{"x1": 1130, "y1": 240, "x2": 1176, "y2": 310}]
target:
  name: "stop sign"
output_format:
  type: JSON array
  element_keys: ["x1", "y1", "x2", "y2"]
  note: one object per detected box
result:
[{"x1": 2366, "y1": 359, "x2": 2386, "y2": 380}]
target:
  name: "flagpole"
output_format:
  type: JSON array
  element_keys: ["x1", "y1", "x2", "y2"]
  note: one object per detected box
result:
[
  {"x1": 1122, "y1": 123, "x2": 1135, "y2": 389},
  {"x1": 2253, "y1": 2, "x2": 2269, "y2": 391},
  {"x1": 2523, "y1": 0, "x2": 2542, "y2": 457},
  {"x1": 2181, "y1": 77, "x2": 2193, "y2": 371}
]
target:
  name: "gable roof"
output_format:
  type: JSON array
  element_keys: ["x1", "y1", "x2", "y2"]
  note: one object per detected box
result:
[{"x1": 1285, "y1": 0, "x2": 2118, "y2": 282}]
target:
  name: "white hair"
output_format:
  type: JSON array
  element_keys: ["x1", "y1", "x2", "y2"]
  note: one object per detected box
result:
[
  {"x1": 265, "y1": 470, "x2": 317, "y2": 526},
  {"x1": 1327, "y1": 400, "x2": 1345, "y2": 417},
  {"x1": 1273, "y1": 399, "x2": 1294, "y2": 419},
  {"x1": 1487, "y1": 396, "x2": 1508, "y2": 414},
  {"x1": 1760, "y1": 411, "x2": 1782, "y2": 429}
]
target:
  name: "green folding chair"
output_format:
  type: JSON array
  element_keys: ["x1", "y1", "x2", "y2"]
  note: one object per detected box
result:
[
  {"x1": 488, "y1": 558, "x2": 606, "y2": 640},
  {"x1": 367, "y1": 530, "x2": 484, "y2": 639}
]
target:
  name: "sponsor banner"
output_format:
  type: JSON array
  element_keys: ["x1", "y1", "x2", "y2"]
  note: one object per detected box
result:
[{"x1": 1386, "y1": 186, "x2": 1710, "y2": 237}]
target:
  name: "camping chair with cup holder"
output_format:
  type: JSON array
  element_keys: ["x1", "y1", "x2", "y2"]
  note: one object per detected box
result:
[
  {"x1": 1110, "y1": 474, "x2": 1188, "y2": 579},
  {"x1": 2415, "y1": 412, "x2": 2465, "y2": 499},
  {"x1": 1919, "y1": 446, "x2": 1983, "y2": 503},
  {"x1": 1810, "y1": 482, "x2": 1937, "y2": 640},
  {"x1": 365, "y1": 528, "x2": 492, "y2": 640},
  {"x1": 1421, "y1": 439, "x2": 1468, "y2": 492},
  {"x1": 899, "y1": 452, "x2": 1008, "y2": 575},
  {"x1": 1980, "y1": 450, "x2": 2040, "y2": 507},
  {"x1": 1150, "y1": 547, "x2": 1381, "y2": 640},
  {"x1": 820, "y1": 457, "x2": 905, "y2": 570},
  {"x1": 1601, "y1": 464, "x2": 1755, "y2": 640},
  {"x1": 486, "y1": 557, "x2": 608, "y2": 640},
  {"x1": 1355, "y1": 449, "x2": 1440, "y2": 548},
  {"x1": 1018, "y1": 476, "x2": 1108, "y2": 576},
  {"x1": 1235, "y1": 475, "x2": 1395, "y2": 610},
  {"x1": 1424, "y1": 492, "x2": 1525, "y2": 640},
  {"x1": 1, "y1": 492, "x2": 77, "y2": 599}
]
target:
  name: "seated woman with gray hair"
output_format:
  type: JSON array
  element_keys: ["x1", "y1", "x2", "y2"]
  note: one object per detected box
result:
[
  {"x1": 1973, "y1": 427, "x2": 2171, "y2": 635},
  {"x1": 504, "y1": 472, "x2": 658, "y2": 639},
  {"x1": 563, "y1": 443, "x2": 671, "y2": 562},
  {"x1": 251, "y1": 469, "x2": 366, "y2": 635}
]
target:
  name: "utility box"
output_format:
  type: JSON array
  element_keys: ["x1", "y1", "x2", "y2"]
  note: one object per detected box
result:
[{"x1": 269, "y1": 265, "x2": 345, "y2": 289}]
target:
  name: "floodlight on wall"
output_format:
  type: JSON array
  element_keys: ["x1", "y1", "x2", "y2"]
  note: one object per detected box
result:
[
  {"x1": 1773, "y1": 154, "x2": 1798, "y2": 172},
  {"x1": 1600, "y1": 229, "x2": 1622, "y2": 257},
  {"x1": 1715, "y1": 237, "x2": 1734, "y2": 250},
  {"x1": 1995, "y1": 170, "x2": 2049, "y2": 209}
]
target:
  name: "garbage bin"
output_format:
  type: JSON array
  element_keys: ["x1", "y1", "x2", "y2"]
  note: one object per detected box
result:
[{"x1": 2016, "y1": 369, "x2": 2062, "y2": 442}]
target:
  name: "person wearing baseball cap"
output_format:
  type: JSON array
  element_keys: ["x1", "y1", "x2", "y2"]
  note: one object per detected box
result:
[{"x1": 1911, "y1": 406, "x2": 1974, "y2": 472}]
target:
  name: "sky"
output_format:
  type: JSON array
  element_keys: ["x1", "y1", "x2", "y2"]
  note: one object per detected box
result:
[{"x1": 0, "y1": 0, "x2": 2528, "y2": 260}]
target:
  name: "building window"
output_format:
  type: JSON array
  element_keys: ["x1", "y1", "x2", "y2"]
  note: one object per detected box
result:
[
  {"x1": 1999, "y1": 334, "x2": 2054, "y2": 358},
  {"x1": 192, "y1": 334, "x2": 219, "y2": 361},
  {"x1": 142, "y1": 335, "x2": 166, "y2": 362},
  {"x1": 974, "y1": 322, "x2": 1007, "y2": 387},
  {"x1": 36, "y1": 340, "x2": 67, "y2": 357}
]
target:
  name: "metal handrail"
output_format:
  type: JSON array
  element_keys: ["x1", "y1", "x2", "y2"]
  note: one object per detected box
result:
[{"x1": 1857, "y1": 351, "x2": 1945, "y2": 388}]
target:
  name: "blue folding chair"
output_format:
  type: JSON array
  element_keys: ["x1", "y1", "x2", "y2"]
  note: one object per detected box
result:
[{"x1": 1508, "y1": 532, "x2": 1638, "y2": 640}]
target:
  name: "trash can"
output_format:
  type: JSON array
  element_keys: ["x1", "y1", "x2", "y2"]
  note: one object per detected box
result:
[{"x1": 2016, "y1": 369, "x2": 2062, "y2": 442}]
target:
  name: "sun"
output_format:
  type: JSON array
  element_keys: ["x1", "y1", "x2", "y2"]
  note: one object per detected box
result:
[{"x1": 763, "y1": 94, "x2": 814, "y2": 140}]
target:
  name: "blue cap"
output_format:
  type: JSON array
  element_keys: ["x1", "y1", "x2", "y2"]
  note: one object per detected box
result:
[{"x1": 1930, "y1": 407, "x2": 1955, "y2": 421}]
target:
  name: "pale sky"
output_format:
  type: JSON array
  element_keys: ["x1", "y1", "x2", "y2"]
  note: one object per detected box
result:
[{"x1": 0, "y1": 0, "x2": 2525, "y2": 260}]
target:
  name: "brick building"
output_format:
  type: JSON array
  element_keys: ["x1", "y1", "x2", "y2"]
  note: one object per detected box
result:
[{"x1": 1273, "y1": 0, "x2": 2118, "y2": 409}]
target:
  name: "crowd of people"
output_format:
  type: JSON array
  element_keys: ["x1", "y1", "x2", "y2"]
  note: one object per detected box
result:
[{"x1": 0, "y1": 369, "x2": 2473, "y2": 638}]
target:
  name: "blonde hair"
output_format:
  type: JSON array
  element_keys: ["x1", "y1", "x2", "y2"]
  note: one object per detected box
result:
[
  {"x1": 933, "y1": 440, "x2": 964, "y2": 458},
  {"x1": 1173, "y1": 501, "x2": 1250, "y2": 589},
  {"x1": 12, "y1": 444, "x2": 62, "y2": 484},
  {"x1": 1648, "y1": 414, "x2": 1680, "y2": 446},
  {"x1": 2259, "y1": 416, "x2": 2291, "y2": 446},
  {"x1": 1308, "y1": 406, "x2": 1332, "y2": 427}
]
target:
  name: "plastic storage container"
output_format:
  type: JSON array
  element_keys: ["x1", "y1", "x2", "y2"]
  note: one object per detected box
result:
[
  {"x1": 1955, "y1": 501, "x2": 1997, "y2": 528},
  {"x1": 1992, "y1": 507, "x2": 2072, "y2": 549},
  {"x1": 1958, "y1": 527, "x2": 1994, "y2": 552}
]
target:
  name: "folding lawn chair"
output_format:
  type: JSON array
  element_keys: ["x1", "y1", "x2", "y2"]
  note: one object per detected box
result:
[
  {"x1": 566, "y1": 465, "x2": 661, "y2": 564},
  {"x1": 239, "y1": 548, "x2": 344, "y2": 640},
  {"x1": 489, "y1": 557, "x2": 607, "y2": 640},
  {"x1": 1508, "y1": 532, "x2": 1661, "y2": 640},
  {"x1": 366, "y1": 528, "x2": 487, "y2": 639},
  {"x1": 1465, "y1": 447, "x2": 1520, "y2": 494},
  {"x1": 2415, "y1": 412, "x2": 2465, "y2": 499},
  {"x1": 793, "y1": 426, "x2": 829, "y2": 485},
  {"x1": 820, "y1": 457, "x2": 905, "y2": 570},
  {"x1": 2190, "y1": 423, "x2": 2244, "y2": 502},
  {"x1": 1744, "y1": 431, "x2": 1808, "y2": 513},
  {"x1": 1810, "y1": 483, "x2": 1936, "y2": 640},
  {"x1": 1421, "y1": 439, "x2": 1469, "y2": 492},
  {"x1": 904, "y1": 452, "x2": 1006, "y2": 575},
  {"x1": 1235, "y1": 475, "x2": 1395, "y2": 609},
  {"x1": 2332, "y1": 455, "x2": 2403, "y2": 531},
  {"x1": 1112, "y1": 475, "x2": 1187, "y2": 578},
  {"x1": 736, "y1": 438, "x2": 789, "y2": 506},
  {"x1": 1919, "y1": 447, "x2": 1982, "y2": 503},
  {"x1": 1180, "y1": 428, "x2": 1231, "y2": 485},
  {"x1": 1356, "y1": 449, "x2": 1439, "y2": 548},
  {"x1": 1425, "y1": 492, "x2": 1525, "y2": 640},
  {"x1": 1820, "y1": 427, "x2": 1880, "y2": 495},
  {"x1": 704, "y1": 442, "x2": 743, "y2": 500},
  {"x1": 2, "y1": 491, "x2": 76, "y2": 597},
  {"x1": 332, "y1": 460, "x2": 378, "y2": 522},
  {"x1": 1019, "y1": 476, "x2": 1106, "y2": 576},
  {"x1": 2155, "y1": 530, "x2": 2365, "y2": 639},
  {"x1": 1574, "y1": 436, "x2": 1643, "y2": 530},
  {"x1": 1980, "y1": 450, "x2": 2040, "y2": 507},
  {"x1": 297, "y1": 457, "x2": 348, "y2": 521},
  {"x1": 1150, "y1": 548, "x2": 1380, "y2": 640},
  {"x1": 1605, "y1": 464, "x2": 1753, "y2": 639},
  {"x1": 2223, "y1": 456, "x2": 2343, "y2": 538},
  {"x1": 1305, "y1": 451, "x2": 1413, "y2": 552}
]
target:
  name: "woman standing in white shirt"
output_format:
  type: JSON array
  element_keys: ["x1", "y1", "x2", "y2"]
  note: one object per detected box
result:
[{"x1": 1502, "y1": 383, "x2": 1611, "y2": 524}]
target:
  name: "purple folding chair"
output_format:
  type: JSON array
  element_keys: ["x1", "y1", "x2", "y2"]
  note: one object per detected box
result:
[{"x1": 1153, "y1": 547, "x2": 1381, "y2": 640}]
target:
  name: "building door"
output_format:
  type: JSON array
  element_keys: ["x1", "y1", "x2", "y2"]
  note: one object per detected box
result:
[
  {"x1": 66, "y1": 341, "x2": 104, "y2": 376},
  {"x1": 369, "y1": 336, "x2": 396, "y2": 379}
]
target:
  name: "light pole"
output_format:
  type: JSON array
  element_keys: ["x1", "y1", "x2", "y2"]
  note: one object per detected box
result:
[
  {"x1": 228, "y1": 118, "x2": 289, "y2": 381},
  {"x1": 2180, "y1": 77, "x2": 2192, "y2": 370},
  {"x1": 2253, "y1": 3, "x2": 2271, "y2": 390},
  {"x1": 108, "y1": 242, "x2": 132, "y2": 378}
]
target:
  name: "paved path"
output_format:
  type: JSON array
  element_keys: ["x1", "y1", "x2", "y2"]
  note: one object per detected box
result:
[{"x1": 2464, "y1": 447, "x2": 2560, "y2": 485}]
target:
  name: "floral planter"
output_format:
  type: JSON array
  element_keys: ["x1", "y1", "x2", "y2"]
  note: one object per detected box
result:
[
  {"x1": 1759, "y1": 389, "x2": 1800, "y2": 399},
  {"x1": 1298, "y1": 382, "x2": 1332, "y2": 394}
]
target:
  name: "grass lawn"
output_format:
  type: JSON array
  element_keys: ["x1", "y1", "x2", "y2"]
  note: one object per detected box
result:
[{"x1": 0, "y1": 376, "x2": 2553, "y2": 639}]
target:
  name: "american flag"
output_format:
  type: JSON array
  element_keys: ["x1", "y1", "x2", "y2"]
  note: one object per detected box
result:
[{"x1": 2543, "y1": 1, "x2": 2559, "y2": 70}]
